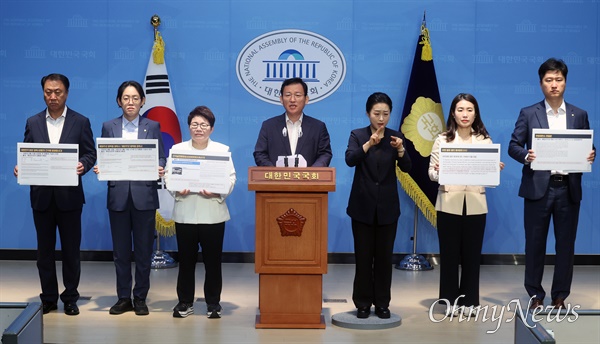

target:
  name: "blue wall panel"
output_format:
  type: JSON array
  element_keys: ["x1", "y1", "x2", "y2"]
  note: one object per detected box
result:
[{"x1": 1, "y1": 0, "x2": 598, "y2": 254}]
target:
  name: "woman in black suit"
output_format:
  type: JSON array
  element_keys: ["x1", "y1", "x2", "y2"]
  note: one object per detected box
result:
[{"x1": 345, "y1": 92, "x2": 412, "y2": 319}]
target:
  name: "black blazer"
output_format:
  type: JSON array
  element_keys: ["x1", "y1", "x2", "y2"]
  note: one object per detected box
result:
[
  {"x1": 253, "y1": 113, "x2": 332, "y2": 167},
  {"x1": 508, "y1": 100, "x2": 593, "y2": 202},
  {"x1": 23, "y1": 108, "x2": 96, "y2": 211},
  {"x1": 346, "y1": 126, "x2": 412, "y2": 225}
]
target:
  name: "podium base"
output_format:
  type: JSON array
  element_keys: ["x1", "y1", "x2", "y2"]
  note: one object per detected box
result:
[
  {"x1": 395, "y1": 254, "x2": 433, "y2": 271},
  {"x1": 151, "y1": 250, "x2": 177, "y2": 269},
  {"x1": 331, "y1": 310, "x2": 401, "y2": 330},
  {"x1": 255, "y1": 315, "x2": 325, "y2": 329}
]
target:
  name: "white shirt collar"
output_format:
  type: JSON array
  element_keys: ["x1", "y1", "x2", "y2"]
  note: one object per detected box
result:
[
  {"x1": 285, "y1": 113, "x2": 303, "y2": 125},
  {"x1": 45, "y1": 106, "x2": 67, "y2": 119},
  {"x1": 122, "y1": 115, "x2": 140, "y2": 128},
  {"x1": 544, "y1": 99, "x2": 566, "y2": 116}
]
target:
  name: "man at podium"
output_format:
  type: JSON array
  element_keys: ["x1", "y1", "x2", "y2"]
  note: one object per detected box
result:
[{"x1": 253, "y1": 77, "x2": 332, "y2": 167}]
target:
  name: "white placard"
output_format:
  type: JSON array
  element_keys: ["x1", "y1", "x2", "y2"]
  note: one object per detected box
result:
[
  {"x1": 166, "y1": 149, "x2": 232, "y2": 194},
  {"x1": 439, "y1": 143, "x2": 501, "y2": 186},
  {"x1": 96, "y1": 138, "x2": 159, "y2": 181},
  {"x1": 531, "y1": 129, "x2": 593, "y2": 172},
  {"x1": 17, "y1": 143, "x2": 79, "y2": 186}
]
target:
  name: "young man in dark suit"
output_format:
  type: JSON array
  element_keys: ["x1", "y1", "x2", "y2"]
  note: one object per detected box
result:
[
  {"x1": 508, "y1": 58, "x2": 595, "y2": 310},
  {"x1": 14, "y1": 73, "x2": 96, "y2": 315}
]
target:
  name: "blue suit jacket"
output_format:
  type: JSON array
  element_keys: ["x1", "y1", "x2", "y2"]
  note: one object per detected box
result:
[
  {"x1": 345, "y1": 126, "x2": 412, "y2": 225},
  {"x1": 23, "y1": 108, "x2": 96, "y2": 211},
  {"x1": 101, "y1": 116, "x2": 166, "y2": 211},
  {"x1": 508, "y1": 100, "x2": 592, "y2": 202},
  {"x1": 253, "y1": 113, "x2": 332, "y2": 167}
]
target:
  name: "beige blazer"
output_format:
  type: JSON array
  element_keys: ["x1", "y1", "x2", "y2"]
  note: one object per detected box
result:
[{"x1": 428, "y1": 133, "x2": 492, "y2": 216}]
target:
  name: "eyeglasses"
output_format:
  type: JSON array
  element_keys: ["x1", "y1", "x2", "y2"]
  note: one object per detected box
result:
[
  {"x1": 190, "y1": 123, "x2": 211, "y2": 130},
  {"x1": 121, "y1": 96, "x2": 141, "y2": 104},
  {"x1": 282, "y1": 92, "x2": 305, "y2": 99}
]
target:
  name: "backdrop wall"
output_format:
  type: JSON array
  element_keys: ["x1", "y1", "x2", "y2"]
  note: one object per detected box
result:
[{"x1": 1, "y1": 0, "x2": 599, "y2": 255}]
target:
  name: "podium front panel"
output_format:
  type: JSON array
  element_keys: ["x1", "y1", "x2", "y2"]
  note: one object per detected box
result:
[
  {"x1": 255, "y1": 192, "x2": 328, "y2": 274},
  {"x1": 258, "y1": 274, "x2": 323, "y2": 325}
]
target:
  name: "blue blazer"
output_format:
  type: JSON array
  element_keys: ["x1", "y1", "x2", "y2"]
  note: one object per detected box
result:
[
  {"x1": 346, "y1": 126, "x2": 412, "y2": 225},
  {"x1": 23, "y1": 108, "x2": 96, "y2": 211},
  {"x1": 101, "y1": 116, "x2": 166, "y2": 211},
  {"x1": 253, "y1": 113, "x2": 332, "y2": 167},
  {"x1": 508, "y1": 100, "x2": 592, "y2": 202}
]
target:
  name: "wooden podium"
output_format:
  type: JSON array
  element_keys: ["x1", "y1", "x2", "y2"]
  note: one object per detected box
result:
[{"x1": 248, "y1": 167, "x2": 335, "y2": 329}]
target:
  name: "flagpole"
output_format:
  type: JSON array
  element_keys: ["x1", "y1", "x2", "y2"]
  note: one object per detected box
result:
[
  {"x1": 148, "y1": 14, "x2": 177, "y2": 269},
  {"x1": 151, "y1": 179, "x2": 177, "y2": 269},
  {"x1": 395, "y1": 203, "x2": 433, "y2": 271},
  {"x1": 395, "y1": 11, "x2": 440, "y2": 271}
]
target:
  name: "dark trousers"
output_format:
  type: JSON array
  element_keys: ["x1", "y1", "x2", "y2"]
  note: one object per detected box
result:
[
  {"x1": 351, "y1": 219, "x2": 397, "y2": 309},
  {"x1": 32, "y1": 201, "x2": 82, "y2": 304},
  {"x1": 108, "y1": 196, "x2": 155, "y2": 301},
  {"x1": 437, "y1": 209, "x2": 486, "y2": 307},
  {"x1": 524, "y1": 182, "x2": 579, "y2": 301},
  {"x1": 175, "y1": 222, "x2": 225, "y2": 306}
]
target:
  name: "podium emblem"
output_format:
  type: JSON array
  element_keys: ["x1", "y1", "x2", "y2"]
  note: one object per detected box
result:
[{"x1": 276, "y1": 208, "x2": 306, "y2": 237}]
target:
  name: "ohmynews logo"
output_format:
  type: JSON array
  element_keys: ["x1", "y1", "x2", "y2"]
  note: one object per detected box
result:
[{"x1": 428, "y1": 295, "x2": 580, "y2": 334}]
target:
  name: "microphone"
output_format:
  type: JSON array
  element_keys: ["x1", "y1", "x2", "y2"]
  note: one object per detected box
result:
[
  {"x1": 298, "y1": 126, "x2": 303, "y2": 138},
  {"x1": 294, "y1": 154, "x2": 299, "y2": 167},
  {"x1": 282, "y1": 127, "x2": 287, "y2": 137},
  {"x1": 284, "y1": 156, "x2": 289, "y2": 167}
]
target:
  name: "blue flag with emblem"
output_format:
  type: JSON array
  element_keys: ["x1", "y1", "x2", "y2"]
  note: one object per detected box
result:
[{"x1": 397, "y1": 15, "x2": 445, "y2": 227}]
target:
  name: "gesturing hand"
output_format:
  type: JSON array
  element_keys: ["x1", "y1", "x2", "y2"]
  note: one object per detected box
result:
[
  {"x1": 369, "y1": 126, "x2": 384, "y2": 146},
  {"x1": 390, "y1": 135, "x2": 404, "y2": 150}
]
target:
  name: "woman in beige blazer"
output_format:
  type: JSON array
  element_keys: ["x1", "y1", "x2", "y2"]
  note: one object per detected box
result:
[{"x1": 428, "y1": 93, "x2": 504, "y2": 316}]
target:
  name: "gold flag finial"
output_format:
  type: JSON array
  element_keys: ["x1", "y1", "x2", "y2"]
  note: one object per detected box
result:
[
  {"x1": 150, "y1": 14, "x2": 161, "y2": 39},
  {"x1": 419, "y1": 10, "x2": 432, "y2": 61},
  {"x1": 419, "y1": 24, "x2": 433, "y2": 62},
  {"x1": 150, "y1": 14, "x2": 165, "y2": 65}
]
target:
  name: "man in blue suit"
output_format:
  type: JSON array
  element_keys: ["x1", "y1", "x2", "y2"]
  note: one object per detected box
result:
[
  {"x1": 14, "y1": 73, "x2": 96, "y2": 316},
  {"x1": 509, "y1": 58, "x2": 595, "y2": 310},
  {"x1": 95, "y1": 81, "x2": 166, "y2": 316},
  {"x1": 253, "y1": 77, "x2": 332, "y2": 167}
]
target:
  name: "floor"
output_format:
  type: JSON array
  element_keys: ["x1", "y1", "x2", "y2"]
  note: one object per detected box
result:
[{"x1": 0, "y1": 260, "x2": 599, "y2": 343}]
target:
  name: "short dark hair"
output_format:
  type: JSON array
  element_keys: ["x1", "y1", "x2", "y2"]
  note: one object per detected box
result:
[
  {"x1": 444, "y1": 93, "x2": 489, "y2": 142},
  {"x1": 188, "y1": 106, "x2": 215, "y2": 127},
  {"x1": 366, "y1": 92, "x2": 392, "y2": 113},
  {"x1": 280, "y1": 77, "x2": 308, "y2": 96},
  {"x1": 538, "y1": 58, "x2": 568, "y2": 82},
  {"x1": 41, "y1": 73, "x2": 70, "y2": 92},
  {"x1": 116, "y1": 80, "x2": 145, "y2": 105}
]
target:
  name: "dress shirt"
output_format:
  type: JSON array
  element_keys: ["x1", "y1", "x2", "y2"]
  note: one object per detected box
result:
[
  {"x1": 286, "y1": 113, "x2": 303, "y2": 155},
  {"x1": 121, "y1": 115, "x2": 139, "y2": 139},
  {"x1": 545, "y1": 99, "x2": 567, "y2": 175},
  {"x1": 45, "y1": 106, "x2": 67, "y2": 144},
  {"x1": 545, "y1": 99, "x2": 567, "y2": 130}
]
